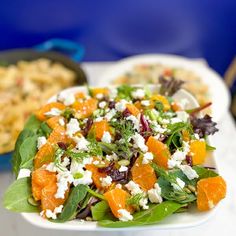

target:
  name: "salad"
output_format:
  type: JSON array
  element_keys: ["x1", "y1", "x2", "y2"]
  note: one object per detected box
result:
[{"x1": 3, "y1": 82, "x2": 226, "y2": 228}]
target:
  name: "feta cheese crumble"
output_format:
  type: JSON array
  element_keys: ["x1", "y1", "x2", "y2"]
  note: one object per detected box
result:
[
  {"x1": 17, "y1": 169, "x2": 31, "y2": 179},
  {"x1": 37, "y1": 136, "x2": 47, "y2": 149},
  {"x1": 73, "y1": 170, "x2": 93, "y2": 186},
  {"x1": 142, "y1": 152, "x2": 154, "y2": 164},
  {"x1": 73, "y1": 136, "x2": 90, "y2": 151},
  {"x1": 101, "y1": 131, "x2": 112, "y2": 143},
  {"x1": 119, "y1": 165, "x2": 128, "y2": 172},
  {"x1": 139, "y1": 197, "x2": 149, "y2": 210},
  {"x1": 131, "y1": 89, "x2": 145, "y2": 99},
  {"x1": 171, "y1": 177, "x2": 185, "y2": 191},
  {"x1": 115, "y1": 100, "x2": 127, "y2": 112},
  {"x1": 132, "y1": 133, "x2": 148, "y2": 152},
  {"x1": 44, "y1": 108, "x2": 62, "y2": 117},
  {"x1": 125, "y1": 181, "x2": 143, "y2": 195},
  {"x1": 45, "y1": 205, "x2": 63, "y2": 219},
  {"x1": 100, "y1": 176, "x2": 113, "y2": 187},
  {"x1": 179, "y1": 165, "x2": 199, "y2": 180},
  {"x1": 99, "y1": 101, "x2": 107, "y2": 109},
  {"x1": 141, "y1": 100, "x2": 150, "y2": 106},
  {"x1": 118, "y1": 209, "x2": 133, "y2": 221},
  {"x1": 148, "y1": 183, "x2": 163, "y2": 203},
  {"x1": 105, "y1": 108, "x2": 116, "y2": 121},
  {"x1": 66, "y1": 118, "x2": 80, "y2": 137},
  {"x1": 59, "y1": 118, "x2": 65, "y2": 126},
  {"x1": 126, "y1": 115, "x2": 140, "y2": 131}
]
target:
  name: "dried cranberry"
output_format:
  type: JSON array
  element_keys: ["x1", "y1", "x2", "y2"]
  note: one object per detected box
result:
[
  {"x1": 122, "y1": 108, "x2": 131, "y2": 117},
  {"x1": 57, "y1": 142, "x2": 67, "y2": 150},
  {"x1": 108, "y1": 101, "x2": 116, "y2": 109},
  {"x1": 186, "y1": 155, "x2": 193, "y2": 166},
  {"x1": 82, "y1": 118, "x2": 93, "y2": 137},
  {"x1": 98, "y1": 162, "x2": 115, "y2": 173}
]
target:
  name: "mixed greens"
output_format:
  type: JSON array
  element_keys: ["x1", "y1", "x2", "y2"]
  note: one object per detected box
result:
[{"x1": 3, "y1": 84, "x2": 225, "y2": 228}]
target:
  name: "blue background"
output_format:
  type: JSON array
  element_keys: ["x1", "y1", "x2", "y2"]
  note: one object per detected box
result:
[{"x1": 0, "y1": 0, "x2": 235, "y2": 75}]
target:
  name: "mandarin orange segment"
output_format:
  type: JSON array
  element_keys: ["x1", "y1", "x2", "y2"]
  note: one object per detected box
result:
[
  {"x1": 41, "y1": 182, "x2": 69, "y2": 212},
  {"x1": 72, "y1": 98, "x2": 98, "y2": 118},
  {"x1": 92, "y1": 120, "x2": 110, "y2": 141},
  {"x1": 150, "y1": 95, "x2": 170, "y2": 111},
  {"x1": 197, "y1": 176, "x2": 226, "y2": 211},
  {"x1": 126, "y1": 104, "x2": 140, "y2": 116},
  {"x1": 91, "y1": 88, "x2": 109, "y2": 97},
  {"x1": 104, "y1": 188, "x2": 133, "y2": 218},
  {"x1": 146, "y1": 136, "x2": 170, "y2": 169},
  {"x1": 46, "y1": 116, "x2": 65, "y2": 129},
  {"x1": 74, "y1": 91, "x2": 86, "y2": 99},
  {"x1": 131, "y1": 157, "x2": 157, "y2": 191},
  {"x1": 171, "y1": 102, "x2": 182, "y2": 112},
  {"x1": 32, "y1": 169, "x2": 57, "y2": 201},
  {"x1": 34, "y1": 126, "x2": 67, "y2": 169},
  {"x1": 35, "y1": 102, "x2": 66, "y2": 121},
  {"x1": 85, "y1": 164, "x2": 106, "y2": 189},
  {"x1": 182, "y1": 130, "x2": 190, "y2": 142},
  {"x1": 189, "y1": 140, "x2": 206, "y2": 165}
]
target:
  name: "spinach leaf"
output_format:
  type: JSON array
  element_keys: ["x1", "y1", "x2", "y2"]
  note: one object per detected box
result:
[
  {"x1": 3, "y1": 177, "x2": 38, "y2": 213},
  {"x1": 152, "y1": 164, "x2": 196, "y2": 203},
  {"x1": 24, "y1": 115, "x2": 42, "y2": 132},
  {"x1": 193, "y1": 166, "x2": 218, "y2": 179},
  {"x1": 12, "y1": 130, "x2": 35, "y2": 176},
  {"x1": 19, "y1": 135, "x2": 38, "y2": 170},
  {"x1": 98, "y1": 201, "x2": 182, "y2": 228},
  {"x1": 91, "y1": 201, "x2": 111, "y2": 221},
  {"x1": 39, "y1": 122, "x2": 52, "y2": 137},
  {"x1": 53, "y1": 185, "x2": 87, "y2": 222}
]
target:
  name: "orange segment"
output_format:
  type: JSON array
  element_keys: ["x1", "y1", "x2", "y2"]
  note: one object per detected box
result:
[
  {"x1": 91, "y1": 88, "x2": 109, "y2": 97},
  {"x1": 34, "y1": 126, "x2": 68, "y2": 169},
  {"x1": 146, "y1": 136, "x2": 170, "y2": 169},
  {"x1": 35, "y1": 102, "x2": 66, "y2": 121},
  {"x1": 85, "y1": 164, "x2": 106, "y2": 190},
  {"x1": 92, "y1": 120, "x2": 110, "y2": 141},
  {"x1": 131, "y1": 157, "x2": 157, "y2": 191},
  {"x1": 104, "y1": 188, "x2": 133, "y2": 218},
  {"x1": 74, "y1": 92, "x2": 86, "y2": 99},
  {"x1": 197, "y1": 176, "x2": 226, "y2": 211},
  {"x1": 171, "y1": 102, "x2": 182, "y2": 112},
  {"x1": 126, "y1": 104, "x2": 140, "y2": 116},
  {"x1": 189, "y1": 140, "x2": 206, "y2": 165},
  {"x1": 41, "y1": 182, "x2": 69, "y2": 212},
  {"x1": 72, "y1": 98, "x2": 98, "y2": 118},
  {"x1": 32, "y1": 169, "x2": 57, "y2": 201},
  {"x1": 46, "y1": 116, "x2": 65, "y2": 129},
  {"x1": 150, "y1": 95, "x2": 170, "y2": 111}
]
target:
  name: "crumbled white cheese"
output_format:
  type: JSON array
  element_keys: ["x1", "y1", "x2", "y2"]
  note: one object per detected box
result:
[
  {"x1": 208, "y1": 200, "x2": 215, "y2": 209},
  {"x1": 150, "y1": 121, "x2": 167, "y2": 134},
  {"x1": 171, "y1": 177, "x2": 185, "y2": 191},
  {"x1": 179, "y1": 165, "x2": 199, "y2": 180},
  {"x1": 61, "y1": 157, "x2": 70, "y2": 167},
  {"x1": 101, "y1": 131, "x2": 112, "y2": 143},
  {"x1": 115, "y1": 100, "x2": 127, "y2": 112},
  {"x1": 126, "y1": 115, "x2": 140, "y2": 131},
  {"x1": 118, "y1": 209, "x2": 133, "y2": 221},
  {"x1": 168, "y1": 141, "x2": 190, "y2": 169},
  {"x1": 46, "y1": 162, "x2": 57, "y2": 172},
  {"x1": 131, "y1": 89, "x2": 145, "y2": 99},
  {"x1": 171, "y1": 111, "x2": 189, "y2": 124},
  {"x1": 119, "y1": 165, "x2": 128, "y2": 172},
  {"x1": 96, "y1": 93, "x2": 104, "y2": 99},
  {"x1": 141, "y1": 100, "x2": 150, "y2": 106},
  {"x1": 105, "y1": 153, "x2": 118, "y2": 161},
  {"x1": 125, "y1": 181, "x2": 143, "y2": 195},
  {"x1": 37, "y1": 136, "x2": 47, "y2": 149},
  {"x1": 94, "y1": 117, "x2": 103, "y2": 122},
  {"x1": 99, "y1": 101, "x2": 107, "y2": 109},
  {"x1": 139, "y1": 197, "x2": 149, "y2": 210},
  {"x1": 109, "y1": 88, "x2": 118, "y2": 99},
  {"x1": 73, "y1": 170, "x2": 93, "y2": 186},
  {"x1": 58, "y1": 91, "x2": 75, "y2": 106},
  {"x1": 73, "y1": 136, "x2": 89, "y2": 151},
  {"x1": 160, "y1": 118, "x2": 170, "y2": 125},
  {"x1": 70, "y1": 159, "x2": 85, "y2": 174},
  {"x1": 142, "y1": 152, "x2": 154, "y2": 164},
  {"x1": 66, "y1": 118, "x2": 80, "y2": 137},
  {"x1": 59, "y1": 118, "x2": 65, "y2": 126},
  {"x1": 105, "y1": 108, "x2": 116, "y2": 121},
  {"x1": 194, "y1": 133, "x2": 200, "y2": 140},
  {"x1": 100, "y1": 176, "x2": 113, "y2": 187},
  {"x1": 132, "y1": 133, "x2": 148, "y2": 153},
  {"x1": 44, "y1": 108, "x2": 62, "y2": 117},
  {"x1": 148, "y1": 183, "x2": 163, "y2": 203},
  {"x1": 45, "y1": 205, "x2": 63, "y2": 220},
  {"x1": 116, "y1": 184, "x2": 122, "y2": 189},
  {"x1": 17, "y1": 169, "x2": 31, "y2": 179},
  {"x1": 55, "y1": 171, "x2": 74, "y2": 199}
]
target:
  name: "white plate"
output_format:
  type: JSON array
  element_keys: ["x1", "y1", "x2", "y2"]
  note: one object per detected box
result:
[
  {"x1": 22, "y1": 85, "x2": 220, "y2": 231},
  {"x1": 98, "y1": 54, "x2": 231, "y2": 122}
]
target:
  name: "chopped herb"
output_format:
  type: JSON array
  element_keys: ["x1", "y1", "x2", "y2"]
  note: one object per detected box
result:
[
  {"x1": 117, "y1": 85, "x2": 135, "y2": 100},
  {"x1": 127, "y1": 193, "x2": 145, "y2": 209}
]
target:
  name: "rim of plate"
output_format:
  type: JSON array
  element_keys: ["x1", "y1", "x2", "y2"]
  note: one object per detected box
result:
[{"x1": 98, "y1": 54, "x2": 231, "y2": 122}]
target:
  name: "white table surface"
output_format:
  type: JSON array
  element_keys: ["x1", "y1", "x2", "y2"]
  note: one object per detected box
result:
[{"x1": 0, "y1": 62, "x2": 236, "y2": 235}]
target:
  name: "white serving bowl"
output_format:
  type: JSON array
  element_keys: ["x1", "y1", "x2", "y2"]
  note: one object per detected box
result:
[{"x1": 22, "y1": 85, "x2": 220, "y2": 231}]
